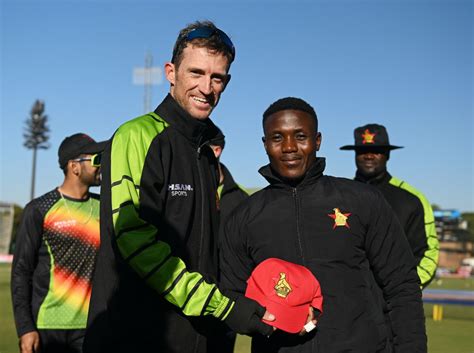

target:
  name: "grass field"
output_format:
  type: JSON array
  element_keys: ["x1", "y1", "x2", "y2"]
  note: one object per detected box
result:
[
  {"x1": 0, "y1": 264, "x2": 17, "y2": 353},
  {"x1": 1, "y1": 264, "x2": 473, "y2": 353}
]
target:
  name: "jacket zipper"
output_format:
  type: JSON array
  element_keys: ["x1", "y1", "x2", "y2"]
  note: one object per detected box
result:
[
  {"x1": 196, "y1": 141, "x2": 206, "y2": 271},
  {"x1": 294, "y1": 187, "x2": 315, "y2": 352},
  {"x1": 293, "y1": 188, "x2": 306, "y2": 265}
]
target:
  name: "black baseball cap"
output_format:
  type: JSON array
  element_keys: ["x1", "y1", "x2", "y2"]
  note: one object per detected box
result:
[
  {"x1": 340, "y1": 124, "x2": 403, "y2": 151},
  {"x1": 58, "y1": 133, "x2": 107, "y2": 169}
]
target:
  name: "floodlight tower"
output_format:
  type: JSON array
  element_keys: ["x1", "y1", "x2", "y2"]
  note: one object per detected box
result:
[
  {"x1": 23, "y1": 100, "x2": 50, "y2": 200},
  {"x1": 133, "y1": 52, "x2": 162, "y2": 113}
]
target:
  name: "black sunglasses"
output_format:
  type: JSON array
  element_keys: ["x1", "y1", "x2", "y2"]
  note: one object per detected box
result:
[
  {"x1": 177, "y1": 26, "x2": 235, "y2": 60},
  {"x1": 72, "y1": 153, "x2": 102, "y2": 167}
]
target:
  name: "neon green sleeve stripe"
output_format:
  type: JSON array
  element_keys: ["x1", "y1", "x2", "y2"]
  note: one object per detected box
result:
[
  {"x1": 389, "y1": 176, "x2": 439, "y2": 287},
  {"x1": 210, "y1": 290, "x2": 234, "y2": 319},
  {"x1": 110, "y1": 112, "x2": 230, "y2": 317},
  {"x1": 110, "y1": 113, "x2": 166, "y2": 222},
  {"x1": 132, "y1": 244, "x2": 232, "y2": 318},
  {"x1": 217, "y1": 184, "x2": 224, "y2": 198}
]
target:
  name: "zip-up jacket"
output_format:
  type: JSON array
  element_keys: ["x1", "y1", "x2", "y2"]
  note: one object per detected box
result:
[
  {"x1": 355, "y1": 171, "x2": 439, "y2": 288},
  {"x1": 218, "y1": 163, "x2": 249, "y2": 229},
  {"x1": 213, "y1": 163, "x2": 249, "y2": 353},
  {"x1": 220, "y1": 158, "x2": 426, "y2": 353},
  {"x1": 11, "y1": 189, "x2": 100, "y2": 337},
  {"x1": 85, "y1": 95, "x2": 234, "y2": 353}
]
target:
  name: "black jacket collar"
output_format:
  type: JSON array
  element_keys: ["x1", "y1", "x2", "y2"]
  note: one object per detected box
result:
[
  {"x1": 220, "y1": 163, "x2": 240, "y2": 195},
  {"x1": 154, "y1": 94, "x2": 219, "y2": 147},
  {"x1": 259, "y1": 157, "x2": 326, "y2": 189},
  {"x1": 354, "y1": 170, "x2": 391, "y2": 185}
]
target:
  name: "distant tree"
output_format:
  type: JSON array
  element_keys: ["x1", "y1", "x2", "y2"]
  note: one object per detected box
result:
[
  {"x1": 24, "y1": 100, "x2": 50, "y2": 200},
  {"x1": 431, "y1": 204, "x2": 441, "y2": 211},
  {"x1": 461, "y1": 212, "x2": 474, "y2": 244}
]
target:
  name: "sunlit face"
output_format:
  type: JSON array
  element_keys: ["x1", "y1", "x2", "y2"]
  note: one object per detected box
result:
[
  {"x1": 263, "y1": 110, "x2": 321, "y2": 183},
  {"x1": 165, "y1": 45, "x2": 231, "y2": 120},
  {"x1": 355, "y1": 149, "x2": 388, "y2": 178}
]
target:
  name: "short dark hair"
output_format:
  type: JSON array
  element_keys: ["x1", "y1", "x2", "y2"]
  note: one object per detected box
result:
[
  {"x1": 263, "y1": 97, "x2": 318, "y2": 132},
  {"x1": 172, "y1": 20, "x2": 235, "y2": 69}
]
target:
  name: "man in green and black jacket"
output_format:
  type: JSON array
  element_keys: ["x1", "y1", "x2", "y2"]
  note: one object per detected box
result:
[
  {"x1": 85, "y1": 21, "x2": 273, "y2": 353},
  {"x1": 340, "y1": 123, "x2": 439, "y2": 289}
]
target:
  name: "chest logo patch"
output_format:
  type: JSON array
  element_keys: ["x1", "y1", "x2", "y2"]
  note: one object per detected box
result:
[
  {"x1": 168, "y1": 183, "x2": 194, "y2": 197},
  {"x1": 274, "y1": 272, "x2": 292, "y2": 298},
  {"x1": 361, "y1": 129, "x2": 376, "y2": 144},
  {"x1": 328, "y1": 208, "x2": 351, "y2": 229}
]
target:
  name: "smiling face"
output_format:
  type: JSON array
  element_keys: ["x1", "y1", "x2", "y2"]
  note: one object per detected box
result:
[
  {"x1": 263, "y1": 109, "x2": 321, "y2": 183},
  {"x1": 355, "y1": 149, "x2": 388, "y2": 178},
  {"x1": 165, "y1": 45, "x2": 231, "y2": 120}
]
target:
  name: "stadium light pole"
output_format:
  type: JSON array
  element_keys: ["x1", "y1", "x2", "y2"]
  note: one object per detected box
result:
[
  {"x1": 23, "y1": 100, "x2": 50, "y2": 200},
  {"x1": 133, "y1": 52, "x2": 162, "y2": 113}
]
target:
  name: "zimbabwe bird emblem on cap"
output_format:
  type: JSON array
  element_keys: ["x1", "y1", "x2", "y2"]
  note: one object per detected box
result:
[
  {"x1": 361, "y1": 129, "x2": 376, "y2": 144},
  {"x1": 274, "y1": 272, "x2": 292, "y2": 298}
]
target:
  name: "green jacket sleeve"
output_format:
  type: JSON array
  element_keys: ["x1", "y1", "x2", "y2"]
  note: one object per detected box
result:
[
  {"x1": 109, "y1": 113, "x2": 233, "y2": 319},
  {"x1": 389, "y1": 177, "x2": 439, "y2": 288}
]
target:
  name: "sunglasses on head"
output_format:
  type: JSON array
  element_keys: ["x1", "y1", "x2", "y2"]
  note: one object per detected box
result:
[
  {"x1": 178, "y1": 26, "x2": 235, "y2": 60},
  {"x1": 72, "y1": 153, "x2": 102, "y2": 167}
]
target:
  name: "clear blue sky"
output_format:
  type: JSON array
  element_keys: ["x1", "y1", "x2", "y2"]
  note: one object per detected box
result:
[{"x1": 1, "y1": 0, "x2": 472, "y2": 211}]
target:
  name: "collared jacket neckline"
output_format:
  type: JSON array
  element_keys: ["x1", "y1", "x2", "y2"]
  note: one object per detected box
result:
[
  {"x1": 220, "y1": 163, "x2": 240, "y2": 196},
  {"x1": 154, "y1": 93, "x2": 219, "y2": 148},
  {"x1": 355, "y1": 169, "x2": 391, "y2": 185},
  {"x1": 258, "y1": 157, "x2": 326, "y2": 189}
]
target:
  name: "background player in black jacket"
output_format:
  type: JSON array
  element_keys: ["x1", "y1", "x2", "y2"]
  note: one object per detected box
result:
[
  {"x1": 220, "y1": 98, "x2": 427, "y2": 353},
  {"x1": 11, "y1": 133, "x2": 106, "y2": 353},
  {"x1": 208, "y1": 128, "x2": 249, "y2": 228},
  {"x1": 208, "y1": 128, "x2": 249, "y2": 353},
  {"x1": 340, "y1": 124, "x2": 439, "y2": 288}
]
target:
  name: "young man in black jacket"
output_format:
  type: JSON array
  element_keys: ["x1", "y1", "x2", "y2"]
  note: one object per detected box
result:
[
  {"x1": 219, "y1": 97, "x2": 427, "y2": 353},
  {"x1": 340, "y1": 124, "x2": 438, "y2": 288},
  {"x1": 85, "y1": 21, "x2": 273, "y2": 353}
]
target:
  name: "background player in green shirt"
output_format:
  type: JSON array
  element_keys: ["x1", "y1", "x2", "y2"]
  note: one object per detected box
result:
[{"x1": 12, "y1": 133, "x2": 106, "y2": 353}]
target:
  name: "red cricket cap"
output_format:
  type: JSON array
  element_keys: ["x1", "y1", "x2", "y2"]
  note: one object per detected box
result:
[{"x1": 245, "y1": 258, "x2": 323, "y2": 334}]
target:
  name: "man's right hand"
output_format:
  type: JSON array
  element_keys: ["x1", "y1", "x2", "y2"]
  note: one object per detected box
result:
[
  {"x1": 19, "y1": 331, "x2": 40, "y2": 353},
  {"x1": 298, "y1": 306, "x2": 318, "y2": 336},
  {"x1": 224, "y1": 296, "x2": 275, "y2": 337}
]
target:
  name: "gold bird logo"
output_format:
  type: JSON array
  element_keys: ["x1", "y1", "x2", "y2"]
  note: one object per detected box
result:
[
  {"x1": 274, "y1": 272, "x2": 292, "y2": 298},
  {"x1": 361, "y1": 129, "x2": 376, "y2": 144},
  {"x1": 328, "y1": 208, "x2": 351, "y2": 229}
]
